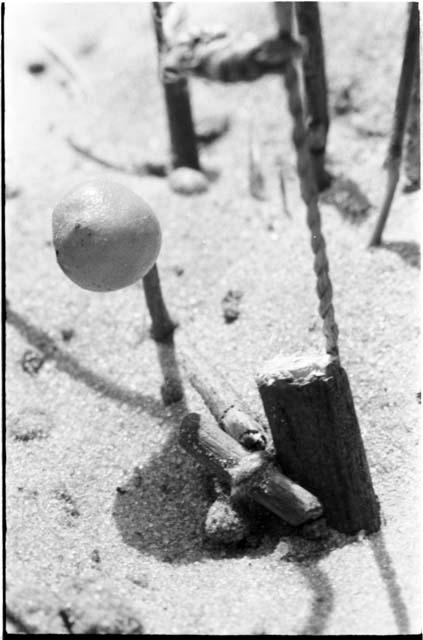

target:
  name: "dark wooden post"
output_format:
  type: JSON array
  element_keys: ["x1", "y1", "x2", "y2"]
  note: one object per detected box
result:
[
  {"x1": 294, "y1": 2, "x2": 331, "y2": 191},
  {"x1": 268, "y1": 3, "x2": 381, "y2": 535},
  {"x1": 256, "y1": 353, "x2": 381, "y2": 534},
  {"x1": 152, "y1": 2, "x2": 200, "y2": 170}
]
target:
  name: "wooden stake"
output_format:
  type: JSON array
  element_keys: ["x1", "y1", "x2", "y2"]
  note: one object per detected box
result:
[
  {"x1": 180, "y1": 412, "x2": 323, "y2": 526},
  {"x1": 369, "y1": 3, "x2": 419, "y2": 247},
  {"x1": 152, "y1": 2, "x2": 200, "y2": 170},
  {"x1": 155, "y1": 337, "x2": 184, "y2": 405},
  {"x1": 256, "y1": 352, "x2": 381, "y2": 534},
  {"x1": 180, "y1": 346, "x2": 268, "y2": 450},
  {"x1": 142, "y1": 264, "x2": 178, "y2": 343},
  {"x1": 294, "y1": 2, "x2": 331, "y2": 191},
  {"x1": 274, "y1": 2, "x2": 293, "y2": 35}
]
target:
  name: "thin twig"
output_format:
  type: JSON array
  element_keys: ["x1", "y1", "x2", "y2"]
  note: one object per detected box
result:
[
  {"x1": 369, "y1": 3, "x2": 419, "y2": 247},
  {"x1": 36, "y1": 29, "x2": 90, "y2": 98},
  {"x1": 278, "y1": 163, "x2": 292, "y2": 218},
  {"x1": 248, "y1": 119, "x2": 267, "y2": 201},
  {"x1": 66, "y1": 136, "x2": 168, "y2": 177},
  {"x1": 179, "y1": 343, "x2": 268, "y2": 450}
]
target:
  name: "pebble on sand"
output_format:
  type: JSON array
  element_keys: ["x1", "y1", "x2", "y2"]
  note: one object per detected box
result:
[
  {"x1": 195, "y1": 113, "x2": 230, "y2": 144},
  {"x1": 221, "y1": 289, "x2": 243, "y2": 323},
  {"x1": 169, "y1": 168, "x2": 209, "y2": 195},
  {"x1": 205, "y1": 496, "x2": 251, "y2": 544},
  {"x1": 8, "y1": 407, "x2": 53, "y2": 442}
]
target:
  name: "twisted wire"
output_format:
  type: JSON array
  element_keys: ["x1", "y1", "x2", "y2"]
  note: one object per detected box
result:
[{"x1": 283, "y1": 59, "x2": 340, "y2": 359}]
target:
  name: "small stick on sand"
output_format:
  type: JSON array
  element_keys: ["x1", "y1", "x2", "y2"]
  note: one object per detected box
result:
[
  {"x1": 180, "y1": 345, "x2": 268, "y2": 450},
  {"x1": 368, "y1": 3, "x2": 419, "y2": 247},
  {"x1": 180, "y1": 412, "x2": 323, "y2": 526},
  {"x1": 278, "y1": 163, "x2": 292, "y2": 218},
  {"x1": 66, "y1": 136, "x2": 168, "y2": 177},
  {"x1": 36, "y1": 29, "x2": 90, "y2": 98},
  {"x1": 248, "y1": 119, "x2": 267, "y2": 201},
  {"x1": 143, "y1": 264, "x2": 183, "y2": 403}
]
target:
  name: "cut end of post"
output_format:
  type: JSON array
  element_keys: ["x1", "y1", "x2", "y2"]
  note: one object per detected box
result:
[{"x1": 255, "y1": 351, "x2": 335, "y2": 388}]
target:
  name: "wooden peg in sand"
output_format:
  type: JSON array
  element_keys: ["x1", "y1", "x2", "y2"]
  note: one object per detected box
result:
[
  {"x1": 179, "y1": 412, "x2": 323, "y2": 526},
  {"x1": 256, "y1": 353, "x2": 381, "y2": 534},
  {"x1": 143, "y1": 263, "x2": 178, "y2": 343}
]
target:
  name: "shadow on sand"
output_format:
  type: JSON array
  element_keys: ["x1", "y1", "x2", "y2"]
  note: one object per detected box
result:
[
  {"x1": 113, "y1": 447, "x2": 336, "y2": 633},
  {"x1": 113, "y1": 338, "x2": 338, "y2": 633},
  {"x1": 381, "y1": 241, "x2": 420, "y2": 269},
  {"x1": 10, "y1": 308, "x2": 407, "y2": 634},
  {"x1": 368, "y1": 531, "x2": 411, "y2": 633},
  {"x1": 6, "y1": 306, "x2": 165, "y2": 417},
  {"x1": 321, "y1": 175, "x2": 372, "y2": 224}
]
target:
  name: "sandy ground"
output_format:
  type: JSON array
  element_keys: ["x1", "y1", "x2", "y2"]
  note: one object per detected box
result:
[{"x1": 5, "y1": 1, "x2": 421, "y2": 635}]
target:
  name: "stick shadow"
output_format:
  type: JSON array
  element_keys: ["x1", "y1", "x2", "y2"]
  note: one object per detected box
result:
[
  {"x1": 6, "y1": 306, "x2": 165, "y2": 417},
  {"x1": 321, "y1": 175, "x2": 372, "y2": 224},
  {"x1": 283, "y1": 525, "x2": 412, "y2": 635},
  {"x1": 280, "y1": 532, "x2": 348, "y2": 635},
  {"x1": 381, "y1": 241, "x2": 420, "y2": 269},
  {"x1": 298, "y1": 562, "x2": 334, "y2": 635},
  {"x1": 368, "y1": 530, "x2": 411, "y2": 633},
  {"x1": 114, "y1": 459, "x2": 338, "y2": 639}
]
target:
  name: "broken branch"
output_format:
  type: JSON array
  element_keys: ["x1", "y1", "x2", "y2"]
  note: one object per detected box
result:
[
  {"x1": 179, "y1": 412, "x2": 323, "y2": 526},
  {"x1": 179, "y1": 345, "x2": 268, "y2": 450}
]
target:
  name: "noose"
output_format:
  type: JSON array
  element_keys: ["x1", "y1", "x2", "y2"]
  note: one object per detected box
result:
[{"x1": 282, "y1": 51, "x2": 340, "y2": 360}]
